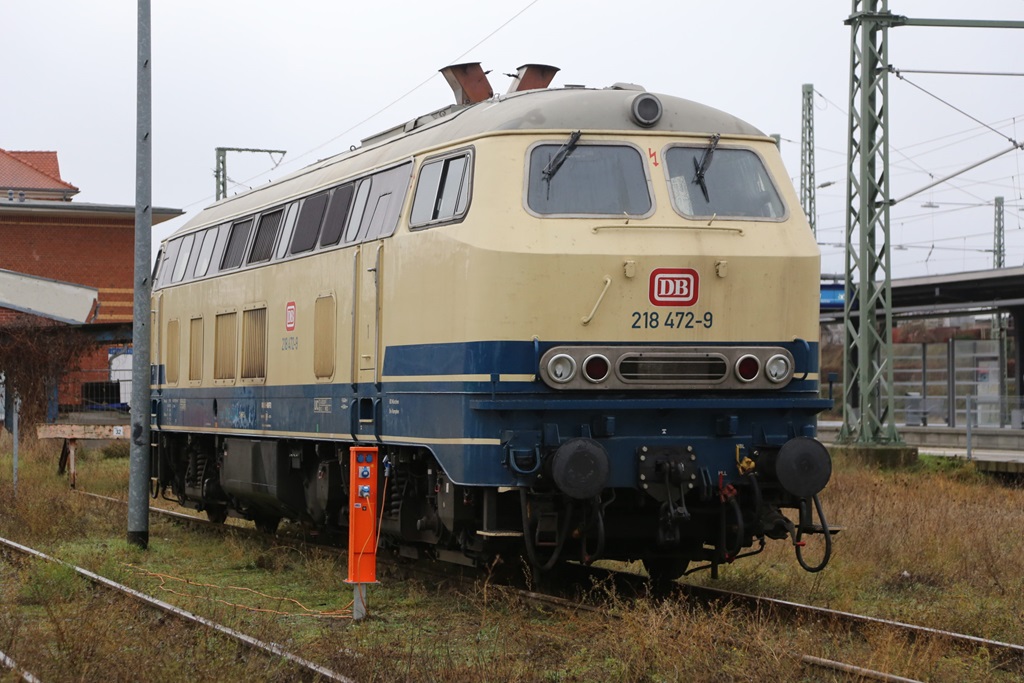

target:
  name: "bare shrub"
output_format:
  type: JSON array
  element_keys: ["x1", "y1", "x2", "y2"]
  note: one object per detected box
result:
[{"x1": 0, "y1": 318, "x2": 92, "y2": 429}]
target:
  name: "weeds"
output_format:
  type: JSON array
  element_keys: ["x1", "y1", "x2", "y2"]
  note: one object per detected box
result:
[{"x1": 4, "y1": 432, "x2": 1024, "y2": 680}]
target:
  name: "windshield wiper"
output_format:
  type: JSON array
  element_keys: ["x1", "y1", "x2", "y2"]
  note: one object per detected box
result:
[
  {"x1": 543, "y1": 130, "x2": 582, "y2": 182},
  {"x1": 692, "y1": 133, "x2": 721, "y2": 202}
]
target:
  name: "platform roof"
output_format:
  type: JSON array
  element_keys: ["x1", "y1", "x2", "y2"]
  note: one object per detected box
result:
[{"x1": 822, "y1": 266, "x2": 1024, "y2": 321}]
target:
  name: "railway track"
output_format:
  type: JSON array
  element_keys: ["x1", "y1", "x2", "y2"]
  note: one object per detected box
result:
[
  {"x1": 0, "y1": 532, "x2": 354, "y2": 683},
  {"x1": 76, "y1": 491, "x2": 1024, "y2": 681},
  {"x1": 679, "y1": 581, "x2": 1024, "y2": 671}
]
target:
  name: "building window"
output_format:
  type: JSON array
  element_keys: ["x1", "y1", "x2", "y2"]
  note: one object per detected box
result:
[
  {"x1": 165, "y1": 319, "x2": 180, "y2": 385},
  {"x1": 314, "y1": 295, "x2": 336, "y2": 379},
  {"x1": 411, "y1": 152, "x2": 472, "y2": 227},
  {"x1": 241, "y1": 307, "x2": 267, "y2": 380},
  {"x1": 214, "y1": 312, "x2": 237, "y2": 380},
  {"x1": 189, "y1": 317, "x2": 203, "y2": 381}
]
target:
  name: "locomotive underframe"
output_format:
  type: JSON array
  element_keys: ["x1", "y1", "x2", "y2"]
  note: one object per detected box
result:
[{"x1": 153, "y1": 410, "x2": 831, "y2": 580}]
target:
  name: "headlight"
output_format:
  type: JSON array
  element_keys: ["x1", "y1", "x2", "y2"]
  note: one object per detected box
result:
[
  {"x1": 630, "y1": 93, "x2": 663, "y2": 127},
  {"x1": 547, "y1": 354, "x2": 577, "y2": 383},
  {"x1": 765, "y1": 354, "x2": 792, "y2": 383}
]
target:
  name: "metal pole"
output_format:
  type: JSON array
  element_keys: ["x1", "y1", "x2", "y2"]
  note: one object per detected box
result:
[
  {"x1": 947, "y1": 338, "x2": 956, "y2": 428},
  {"x1": 966, "y1": 395, "x2": 973, "y2": 460},
  {"x1": 11, "y1": 396, "x2": 17, "y2": 498},
  {"x1": 353, "y1": 584, "x2": 367, "y2": 621},
  {"x1": 128, "y1": 0, "x2": 152, "y2": 550}
]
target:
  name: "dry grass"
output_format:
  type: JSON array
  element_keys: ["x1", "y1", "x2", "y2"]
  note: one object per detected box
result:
[{"x1": 2, "y1": 431, "x2": 1024, "y2": 681}]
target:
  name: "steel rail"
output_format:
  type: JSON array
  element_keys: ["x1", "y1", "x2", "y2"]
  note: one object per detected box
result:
[
  {"x1": 681, "y1": 582, "x2": 1024, "y2": 667},
  {"x1": 0, "y1": 535, "x2": 355, "y2": 683},
  {"x1": 76, "y1": 491, "x2": 1023, "y2": 672},
  {"x1": 800, "y1": 654, "x2": 923, "y2": 683},
  {"x1": 0, "y1": 648, "x2": 43, "y2": 683}
]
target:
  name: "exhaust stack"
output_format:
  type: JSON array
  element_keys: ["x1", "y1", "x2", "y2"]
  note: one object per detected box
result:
[
  {"x1": 506, "y1": 63, "x2": 560, "y2": 94},
  {"x1": 439, "y1": 63, "x2": 494, "y2": 105}
]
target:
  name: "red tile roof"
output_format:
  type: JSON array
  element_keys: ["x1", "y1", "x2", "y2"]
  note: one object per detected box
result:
[{"x1": 0, "y1": 148, "x2": 79, "y2": 197}]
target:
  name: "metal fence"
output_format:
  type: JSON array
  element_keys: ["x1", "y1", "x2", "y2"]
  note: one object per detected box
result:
[
  {"x1": 825, "y1": 337, "x2": 1015, "y2": 429},
  {"x1": 965, "y1": 395, "x2": 1024, "y2": 459}
]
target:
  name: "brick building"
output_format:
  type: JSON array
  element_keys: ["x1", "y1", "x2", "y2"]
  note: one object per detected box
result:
[{"x1": 0, "y1": 148, "x2": 180, "y2": 417}]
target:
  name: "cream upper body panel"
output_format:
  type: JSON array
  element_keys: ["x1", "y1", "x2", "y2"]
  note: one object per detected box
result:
[
  {"x1": 153, "y1": 89, "x2": 819, "y2": 389},
  {"x1": 380, "y1": 132, "x2": 819, "y2": 347}
]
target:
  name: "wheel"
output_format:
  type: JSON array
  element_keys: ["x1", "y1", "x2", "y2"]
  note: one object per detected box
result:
[
  {"x1": 205, "y1": 505, "x2": 228, "y2": 524},
  {"x1": 254, "y1": 515, "x2": 281, "y2": 535},
  {"x1": 642, "y1": 556, "x2": 689, "y2": 592}
]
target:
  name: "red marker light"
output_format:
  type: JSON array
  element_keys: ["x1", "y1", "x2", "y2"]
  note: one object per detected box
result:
[
  {"x1": 583, "y1": 354, "x2": 610, "y2": 383},
  {"x1": 736, "y1": 355, "x2": 760, "y2": 382}
]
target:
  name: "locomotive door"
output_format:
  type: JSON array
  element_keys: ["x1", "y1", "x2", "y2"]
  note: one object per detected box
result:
[{"x1": 354, "y1": 242, "x2": 383, "y2": 384}]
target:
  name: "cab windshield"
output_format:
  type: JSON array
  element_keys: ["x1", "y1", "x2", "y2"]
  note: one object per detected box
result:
[
  {"x1": 665, "y1": 146, "x2": 784, "y2": 220},
  {"x1": 527, "y1": 143, "x2": 651, "y2": 216}
]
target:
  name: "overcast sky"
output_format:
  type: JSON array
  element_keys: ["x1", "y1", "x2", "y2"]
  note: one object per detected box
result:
[{"x1": 3, "y1": 1, "x2": 1022, "y2": 277}]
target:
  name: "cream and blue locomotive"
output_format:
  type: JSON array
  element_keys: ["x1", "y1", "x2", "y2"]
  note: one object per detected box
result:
[{"x1": 151, "y1": 64, "x2": 833, "y2": 581}]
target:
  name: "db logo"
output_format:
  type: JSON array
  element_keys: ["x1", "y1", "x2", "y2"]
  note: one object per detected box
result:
[
  {"x1": 285, "y1": 301, "x2": 296, "y2": 331},
  {"x1": 649, "y1": 268, "x2": 699, "y2": 306}
]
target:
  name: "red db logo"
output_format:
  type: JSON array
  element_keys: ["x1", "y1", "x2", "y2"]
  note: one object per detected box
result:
[
  {"x1": 649, "y1": 268, "x2": 699, "y2": 306},
  {"x1": 285, "y1": 302, "x2": 296, "y2": 331}
]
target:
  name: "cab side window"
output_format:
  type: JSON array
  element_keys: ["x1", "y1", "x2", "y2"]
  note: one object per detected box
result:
[{"x1": 410, "y1": 151, "x2": 472, "y2": 228}]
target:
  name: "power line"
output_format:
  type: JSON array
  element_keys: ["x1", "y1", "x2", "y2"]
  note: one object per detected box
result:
[
  {"x1": 177, "y1": 0, "x2": 544, "y2": 211},
  {"x1": 889, "y1": 67, "x2": 1022, "y2": 147}
]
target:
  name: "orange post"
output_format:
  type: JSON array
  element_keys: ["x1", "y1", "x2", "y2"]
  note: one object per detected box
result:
[{"x1": 346, "y1": 446, "x2": 379, "y2": 586}]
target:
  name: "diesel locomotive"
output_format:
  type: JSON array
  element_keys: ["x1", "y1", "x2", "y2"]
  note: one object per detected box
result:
[{"x1": 150, "y1": 63, "x2": 834, "y2": 582}]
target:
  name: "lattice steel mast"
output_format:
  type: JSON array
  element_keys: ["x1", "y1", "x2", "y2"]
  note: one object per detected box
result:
[
  {"x1": 800, "y1": 84, "x2": 817, "y2": 235},
  {"x1": 839, "y1": 5, "x2": 1024, "y2": 446},
  {"x1": 841, "y1": 0, "x2": 899, "y2": 444}
]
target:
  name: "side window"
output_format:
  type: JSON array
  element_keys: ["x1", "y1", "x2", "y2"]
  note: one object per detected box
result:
[
  {"x1": 220, "y1": 218, "x2": 253, "y2": 270},
  {"x1": 290, "y1": 192, "x2": 329, "y2": 254},
  {"x1": 171, "y1": 233, "x2": 195, "y2": 283},
  {"x1": 193, "y1": 226, "x2": 219, "y2": 277},
  {"x1": 248, "y1": 209, "x2": 283, "y2": 264},
  {"x1": 320, "y1": 184, "x2": 355, "y2": 248},
  {"x1": 365, "y1": 194, "x2": 392, "y2": 239},
  {"x1": 156, "y1": 240, "x2": 180, "y2": 290},
  {"x1": 346, "y1": 161, "x2": 414, "y2": 242},
  {"x1": 275, "y1": 202, "x2": 300, "y2": 259},
  {"x1": 344, "y1": 180, "x2": 372, "y2": 243},
  {"x1": 410, "y1": 152, "x2": 472, "y2": 227}
]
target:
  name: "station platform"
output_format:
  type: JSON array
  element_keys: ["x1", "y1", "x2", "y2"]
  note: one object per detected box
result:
[{"x1": 818, "y1": 422, "x2": 1024, "y2": 474}]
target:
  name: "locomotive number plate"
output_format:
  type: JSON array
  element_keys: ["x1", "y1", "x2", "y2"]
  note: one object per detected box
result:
[{"x1": 631, "y1": 311, "x2": 714, "y2": 330}]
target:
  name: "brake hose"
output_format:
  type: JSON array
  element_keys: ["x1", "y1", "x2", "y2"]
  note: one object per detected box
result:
[{"x1": 795, "y1": 494, "x2": 832, "y2": 573}]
